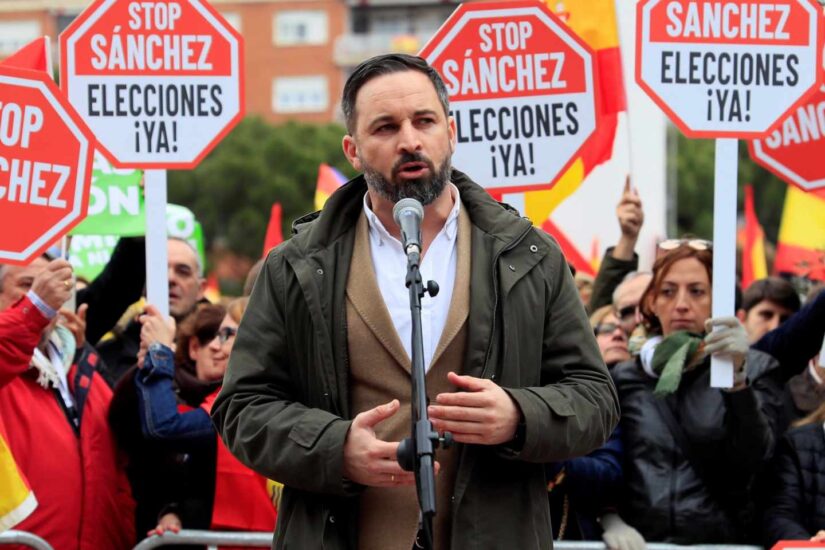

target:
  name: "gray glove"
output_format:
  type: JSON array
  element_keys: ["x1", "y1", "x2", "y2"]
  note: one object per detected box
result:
[
  {"x1": 601, "y1": 512, "x2": 647, "y2": 550},
  {"x1": 704, "y1": 316, "x2": 749, "y2": 375}
]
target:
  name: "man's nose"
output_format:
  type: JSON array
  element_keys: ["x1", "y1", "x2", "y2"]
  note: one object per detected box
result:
[
  {"x1": 397, "y1": 122, "x2": 422, "y2": 153},
  {"x1": 767, "y1": 314, "x2": 781, "y2": 331}
]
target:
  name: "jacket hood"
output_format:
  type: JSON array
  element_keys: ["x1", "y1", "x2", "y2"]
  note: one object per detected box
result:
[{"x1": 290, "y1": 169, "x2": 532, "y2": 253}]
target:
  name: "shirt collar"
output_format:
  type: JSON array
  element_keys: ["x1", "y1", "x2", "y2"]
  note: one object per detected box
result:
[{"x1": 362, "y1": 184, "x2": 461, "y2": 246}]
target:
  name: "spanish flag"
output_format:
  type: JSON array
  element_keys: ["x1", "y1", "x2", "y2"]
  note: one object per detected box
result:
[
  {"x1": 741, "y1": 185, "x2": 768, "y2": 288},
  {"x1": 0, "y1": 419, "x2": 36, "y2": 531},
  {"x1": 774, "y1": 187, "x2": 825, "y2": 281},
  {"x1": 523, "y1": 0, "x2": 626, "y2": 226},
  {"x1": 314, "y1": 164, "x2": 348, "y2": 211}
]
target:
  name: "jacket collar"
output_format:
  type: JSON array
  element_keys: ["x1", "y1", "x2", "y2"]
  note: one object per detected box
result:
[{"x1": 290, "y1": 169, "x2": 533, "y2": 253}]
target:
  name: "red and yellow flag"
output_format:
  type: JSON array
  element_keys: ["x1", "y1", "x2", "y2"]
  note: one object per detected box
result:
[
  {"x1": 314, "y1": 164, "x2": 348, "y2": 211},
  {"x1": 774, "y1": 187, "x2": 825, "y2": 281},
  {"x1": 741, "y1": 185, "x2": 768, "y2": 288},
  {"x1": 524, "y1": 0, "x2": 626, "y2": 224},
  {"x1": 0, "y1": 419, "x2": 36, "y2": 531}
]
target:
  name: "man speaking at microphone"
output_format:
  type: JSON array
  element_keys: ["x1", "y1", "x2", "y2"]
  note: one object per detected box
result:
[{"x1": 212, "y1": 53, "x2": 619, "y2": 550}]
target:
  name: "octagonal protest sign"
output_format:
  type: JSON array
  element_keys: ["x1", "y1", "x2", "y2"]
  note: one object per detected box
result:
[
  {"x1": 749, "y1": 83, "x2": 825, "y2": 191},
  {"x1": 60, "y1": 0, "x2": 244, "y2": 169},
  {"x1": 636, "y1": 0, "x2": 824, "y2": 139},
  {"x1": 0, "y1": 66, "x2": 94, "y2": 265},
  {"x1": 420, "y1": 0, "x2": 598, "y2": 193}
]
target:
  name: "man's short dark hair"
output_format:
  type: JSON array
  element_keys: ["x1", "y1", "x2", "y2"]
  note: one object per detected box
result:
[
  {"x1": 741, "y1": 277, "x2": 801, "y2": 314},
  {"x1": 341, "y1": 53, "x2": 450, "y2": 134}
]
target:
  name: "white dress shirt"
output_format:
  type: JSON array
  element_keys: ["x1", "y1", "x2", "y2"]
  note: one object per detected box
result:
[{"x1": 363, "y1": 185, "x2": 460, "y2": 372}]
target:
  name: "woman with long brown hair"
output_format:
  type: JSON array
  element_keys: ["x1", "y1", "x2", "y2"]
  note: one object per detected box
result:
[{"x1": 611, "y1": 240, "x2": 783, "y2": 545}]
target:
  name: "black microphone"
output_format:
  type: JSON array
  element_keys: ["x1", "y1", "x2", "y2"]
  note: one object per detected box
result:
[{"x1": 393, "y1": 198, "x2": 424, "y2": 258}]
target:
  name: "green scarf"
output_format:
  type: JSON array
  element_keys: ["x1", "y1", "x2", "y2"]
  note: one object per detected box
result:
[{"x1": 651, "y1": 331, "x2": 705, "y2": 397}]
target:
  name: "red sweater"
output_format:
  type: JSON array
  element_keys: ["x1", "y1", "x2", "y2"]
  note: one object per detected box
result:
[{"x1": 0, "y1": 296, "x2": 135, "y2": 550}]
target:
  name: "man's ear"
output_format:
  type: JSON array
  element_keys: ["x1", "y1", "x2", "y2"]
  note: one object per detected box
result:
[
  {"x1": 735, "y1": 309, "x2": 747, "y2": 323},
  {"x1": 448, "y1": 115, "x2": 457, "y2": 154},
  {"x1": 197, "y1": 278, "x2": 206, "y2": 301},
  {"x1": 342, "y1": 135, "x2": 362, "y2": 171}
]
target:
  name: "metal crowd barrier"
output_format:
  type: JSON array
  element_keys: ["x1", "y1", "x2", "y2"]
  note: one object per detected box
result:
[
  {"x1": 132, "y1": 530, "x2": 766, "y2": 550},
  {"x1": 134, "y1": 529, "x2": 273, "y2": 549},
  {"x1": 0, "y1": 531, "x2": 54, "y2": 550}
]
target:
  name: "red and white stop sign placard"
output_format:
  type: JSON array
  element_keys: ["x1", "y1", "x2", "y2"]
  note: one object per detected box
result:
[
  {"x1": 60, "y1": 0, "x2": 244, "y2": 169},
  {"x1": 420, "y1": 0, "x2": 598, "y2": 193},
  {"x1": 636, "y1": 0, "x2": 824, "y2": 138},
  {"x1": 749, "y1": 83, "x2": 825, "y2": 191},
  {"x1": 0, "y1": 66, "x2": 94, "y2": 264}
]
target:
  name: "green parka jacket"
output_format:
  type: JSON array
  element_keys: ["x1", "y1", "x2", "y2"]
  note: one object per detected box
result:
[{"x1": 211, "y1": 169, "x2": 620, "y2": 549}]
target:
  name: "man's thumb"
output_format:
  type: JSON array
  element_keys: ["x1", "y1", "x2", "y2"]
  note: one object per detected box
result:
[{"x1": 356, "y1": 399, "x2": 400, "y2": 428}]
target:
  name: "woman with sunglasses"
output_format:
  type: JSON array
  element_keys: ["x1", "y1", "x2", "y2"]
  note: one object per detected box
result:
[
  {"x1": 109, "y1": 302, "x2": 226, "y2": 542},
  {"x1": 132, "y1": 297, "x2": 276, "y2": 541},
  {"x1": 611, "y1": 241, "x2": 783, "y2": 545}
]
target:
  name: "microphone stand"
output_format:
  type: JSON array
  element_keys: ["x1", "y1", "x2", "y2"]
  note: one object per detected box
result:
[{"x1": 396, "y1": 246, "x2": 451, "y2": 550}]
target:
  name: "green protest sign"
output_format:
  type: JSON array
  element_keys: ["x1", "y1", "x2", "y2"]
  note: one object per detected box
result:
[
  {"x1": 71, "y1": 153, "x2": 144, "y2": 236},
  {"x1": 70, "y1": 204, "x2": 206, "y2": 281}
]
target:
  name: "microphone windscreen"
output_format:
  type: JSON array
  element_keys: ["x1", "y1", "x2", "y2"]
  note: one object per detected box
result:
[{"x1": 392, "y1": 198, "x2": 424, "y2": 226}]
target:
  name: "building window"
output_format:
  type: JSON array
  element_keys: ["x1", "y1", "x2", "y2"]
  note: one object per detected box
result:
[
  {"x1": 272, "y1": 76, "x2": 328, "y2": 114},
  {"x1": 221, "y1": 11, "x2": 242, "y2": 33},
  {"x1": 274, "y1": 11, "x2": 328, "y2": 46},
  {"x1": 0, "y1": 20, "x2": 41, "y2": 56}
]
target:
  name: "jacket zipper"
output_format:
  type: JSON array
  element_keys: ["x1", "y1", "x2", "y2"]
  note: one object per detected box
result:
[{"x1": 480, "y1": 224, "x2": 534, "y2": 380}]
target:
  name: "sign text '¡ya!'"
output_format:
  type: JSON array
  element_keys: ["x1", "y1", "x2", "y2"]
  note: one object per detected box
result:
[
  {"x1": 89, "y1": 2, "x2": 213, "y2": 71},
  {"x1": 0, "y1": 102, "x2": 69, "y2": 208},
  {"x1": 665, "y1": 2, "x2": 792, "y2": 40}
]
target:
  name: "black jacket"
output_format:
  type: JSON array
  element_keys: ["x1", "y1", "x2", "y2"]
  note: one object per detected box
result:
[
  {"x1": 764, "y1": 422, "x2": 825, "y2": 546},
  {"x1": 612, "y1": 349, "x2": 783, "y2": 544},
  {"x1": 77, "y1": 237, "x2": 146, "y2": 346}
]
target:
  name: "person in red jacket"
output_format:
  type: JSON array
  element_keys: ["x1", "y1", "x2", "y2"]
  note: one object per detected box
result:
[{"x1": 0, "y1": 256, "x2": 135, "y2": 550}]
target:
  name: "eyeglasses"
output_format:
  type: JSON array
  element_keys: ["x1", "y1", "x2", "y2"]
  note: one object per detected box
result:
[
  {"x1": 216, "y1": 326, "x2": 237, "y2": 345},
  {"x1": 658, "y1": 238, "x2": 712, "y2": 251},
  {"x1": 594, "y1": 323, "x2": 626, "y2": 336}
]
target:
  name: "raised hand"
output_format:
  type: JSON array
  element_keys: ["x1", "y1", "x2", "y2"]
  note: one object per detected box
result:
[
  {"x1": 616, "y1": 176, "x2": 644, "y2": 240},
  {"x1": 59, "y1": 303, "x2": 88, "y2": 348},
  {"x1": 30, "y1": 259, "x2": 74, "y2": 311},
  {"x1": 138, "y1": 304, "x2": 176, "y2": 349}
]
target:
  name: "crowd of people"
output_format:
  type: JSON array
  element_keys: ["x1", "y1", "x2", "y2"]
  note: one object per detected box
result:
[{"x1": 0, "y1": 52, "x2": 824, "y2": 550}]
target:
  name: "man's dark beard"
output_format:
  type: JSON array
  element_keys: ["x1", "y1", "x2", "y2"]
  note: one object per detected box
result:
[{"x1": 362, "y1": 152, "x2": 451, "y2": 206}]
